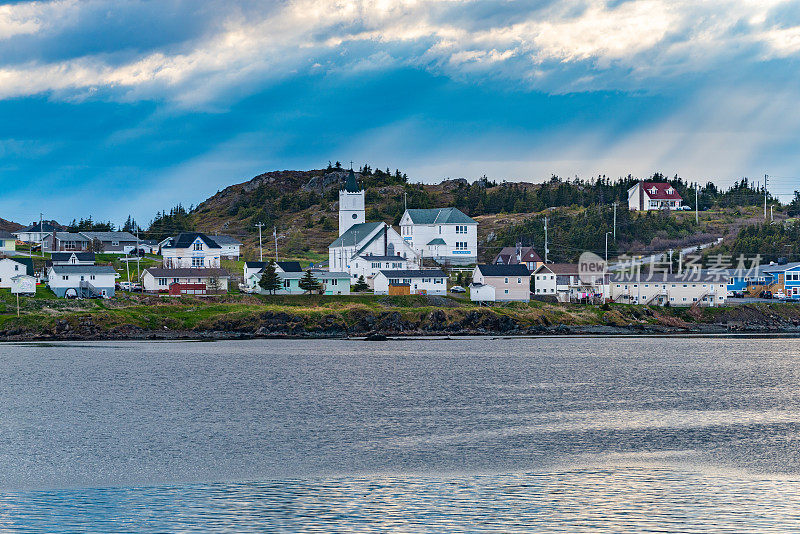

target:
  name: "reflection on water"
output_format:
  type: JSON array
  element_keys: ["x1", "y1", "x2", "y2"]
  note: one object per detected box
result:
[
  {"x1": 1, "y1": 338, "x2": 800, "y2": 532},
  {"x1": 3, "y1": 467, "x2": 800, "y2": 533}
]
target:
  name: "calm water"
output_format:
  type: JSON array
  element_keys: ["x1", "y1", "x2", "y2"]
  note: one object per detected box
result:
[{"x1": 2, "y1": 337, "x2": 800, "y2": 532}]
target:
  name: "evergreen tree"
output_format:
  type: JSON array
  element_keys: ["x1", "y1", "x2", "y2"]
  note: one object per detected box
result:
[
  {"x1": 298, "y1": 270, "x2": 322, "y2": 294},
  {"x1": 352, "y1": 275, "x2": 369, "y2": 292},
  {"x1": 258, "y1": 260, "x2": 282, "y2": 294}
]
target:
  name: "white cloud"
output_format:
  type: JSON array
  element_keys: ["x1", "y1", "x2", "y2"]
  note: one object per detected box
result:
[{"x1": 0, "y1": 0, "x2": 799, "y2": 102}]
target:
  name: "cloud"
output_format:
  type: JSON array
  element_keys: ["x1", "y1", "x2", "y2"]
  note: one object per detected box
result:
[{"x1": 0, "y1": 0, "x2": 799, "y2": 103}]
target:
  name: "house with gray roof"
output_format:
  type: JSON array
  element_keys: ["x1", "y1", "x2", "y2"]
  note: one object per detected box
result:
[
  {"x1": 42, "y1": 232, "x2": 90, "y2": 253},
  {"x1": 373, "y1": 269, "x2": 448, "y2": 296},
  {"x1": 46, "y1": 264, "x2": 116, "y2": 298},
  {"x1": 0, "y1": 230, "x2": 16, "y2": 254},
  {"x1": 141, "y1": 267, "x2": 230, "y2": 294},
  {"x1": 399, "y1": 207, "x2": 478, "y2": 265},
  {"x1": 14, "y1": 222, "x2": 60, "y2": 244},
  {"x1": 79, "y1": 231, "x2": 139, "y2": 254},
  {"x1": 208, "y1": 235, "x2": 243, "y2": 260}
]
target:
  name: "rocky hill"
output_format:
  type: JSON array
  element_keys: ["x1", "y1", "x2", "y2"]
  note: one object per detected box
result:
[{"x1": 0, "y1": 217, "x2": 23, "y2": 233}]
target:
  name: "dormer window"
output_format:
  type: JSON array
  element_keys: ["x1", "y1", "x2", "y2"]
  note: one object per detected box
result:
[
  {"x1": 194, "y1": 242, "x2": 203, "y2": 251},
  {"x1": 649, "y1": 186, "x2": 658, "y2": 194},
  {"x1": 666, "y1": 187, "x2": 674, "y2": 194}
]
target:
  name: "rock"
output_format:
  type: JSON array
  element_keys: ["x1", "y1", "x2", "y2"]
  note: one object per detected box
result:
[{"x1": 365, "y1": 333, "x2": 388, "y2": 341}]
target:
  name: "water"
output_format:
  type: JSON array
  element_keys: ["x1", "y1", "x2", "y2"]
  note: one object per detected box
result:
[{"x1": 2, "y1": 337, "x2": 800, "y2": 532}]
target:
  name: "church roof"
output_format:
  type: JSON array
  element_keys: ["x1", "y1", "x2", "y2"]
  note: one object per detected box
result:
[
  {"x1": 344, "y1": 169, "x2": 360, "y2": 192},
  {"x1": 329, "y1": 222, "x2": 383, "y2": 248},
  {"x1": 404, "y1": 207, "x2": 477, "y2": 225}
]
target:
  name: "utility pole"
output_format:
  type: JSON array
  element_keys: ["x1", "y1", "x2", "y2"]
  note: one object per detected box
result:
[
  {"x1": 668, "y1": 249, "x2": 673, "y2": 274},
  {"x1": 273, "y1": 226, "x2": 278, "y2": 261},
  {"x1": 771, "y1": 205, "x2": 774, "y2": 222},
  {"x1": 695, "y1": 186, "x2": 699, "y2": 224},
  {"x1": 404, "y1": 192, "x2": 407, "y2": 211},
  {"x1": 544, "y1": 217, "x2": 549, "y2": 264},
  {"x1": 135, "y1": 226, "x2": 140, "y2": 282},
  {"x1": 605, "y1": 232, "x2": 612, "y2": 262},
  {"x1": 255, "y1": 222, "x2": 264, "y2": 261},
  {"x1": 612, "y1": 202, "x2": 617, "y2": 240},
  {"x1": 764, "y1": 174, "x2": 769, "y2": 220},
  {"x1": 39, "y1": 212, "x2": 43, "y2": 256}
]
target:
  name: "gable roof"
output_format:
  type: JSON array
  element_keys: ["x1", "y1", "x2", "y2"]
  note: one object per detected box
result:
[
  {"x1": 1, "y1": 257, "x2": 34, "y2": 276},
  {"x1": 427, "y1": 238, "x2": 447, "y2": 246},
  {"x1": 344, "y1": 169, "x2": 360, "y2": 192},
  {"x1": 0, "y1": 230, "x2": 15, "y2": 239},
  {"x1": 639, "y1": 182, "x2": 682, "y2": 200},
  {"x1": 404, "y1": 208, "x2": 477, "y2": 225},
  {"x1": 245, "y1": 261, "x2": 267, "y2": 269},
  {"x1": 48, "y1": 231, "x2": 88, "y2": 241},
  {"x1": 493, "y1": 246, "x2": 542, "y2": 265},
  {"x1": 476, "y1": 264, "x2": 531, "y2": 277},
  {"x1": 377, "y1": 269, "x2": 447, "y2": 278},
  {"x1": 329, "y1": 222, "x2": 383, "y2": 249},
  {"x1": 51, "y1": 252, "x2": 95, "y2": 263},
  {"x1": 161, "y1": 232, "x2": 221, "y2": 249},
  {"x1": 276, "y1": 261, "x2": 302, "y2": 272},
  {"x1": 80, "y1": 231, "x2": 138, "y2": 242},
  {"x1": 534, "y1": 263, "x2": 580, "y2": 275},
  {"x1": 208, "y1": 235, "x2": 243, "y2": 246},
  {"x1": 50, "y1": 265, "x2": 116, "y2": 275},
  {"x1": 144, "y1": 267, "x2": 229, "y2": 278}
]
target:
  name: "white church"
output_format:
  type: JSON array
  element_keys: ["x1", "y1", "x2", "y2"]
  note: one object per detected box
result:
[{"x1": 328, "y1": 170, "x2": 419, "y2": 279}]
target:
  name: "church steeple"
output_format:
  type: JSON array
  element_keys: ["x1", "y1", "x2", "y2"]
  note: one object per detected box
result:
[
  {"x1": 344, "y1": 168, "x2": 360, "y2": 193},
  {"x1": 338, "y1": 167, "x2": 365, "y2": 236}
]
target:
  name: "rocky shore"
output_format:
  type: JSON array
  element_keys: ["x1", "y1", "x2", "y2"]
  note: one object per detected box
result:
[{"x1": 2, "y1": 299, "x2": 800, "y2": 341}]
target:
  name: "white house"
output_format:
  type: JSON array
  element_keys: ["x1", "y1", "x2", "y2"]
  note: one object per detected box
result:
[
  {"x1": 373, "y1": 269, "x2": 448, "y2": 295},
  {"x1": 0, "y1": 258, "x2": 33, "y2": 288},
  {"x1": 51, "y1": 252, "x2": 95, "y2": 265},
  {"x1": 628, "y1": 182, "x2": 684, "y2": 211},
  {"x1": 610, "y1": 271, "x2": 726, "y2": 306},
  {"x1": 400, "y1": 208, "x2": 478, "y2": 265},
  {"x1": 208, "y1": 235, "x2": 243, "y2": 260},
  {"x1": 248, "y1": 269, "x2": 351, "y2": 295},
  {"x1": 339, "y1": 169, "x2": 366, "y2": 236},
  {"x1": 349, "y1": 254, "x2": 414, "y2": 285},
  {"x1": 471, "y1": 264, "x2": 531, "y2": 302},
  {"x1": 160, "y1": 233, "x2": 222, "y2": 268},
  {"x1": 329, "y1": 222, "x2": 418, "y2": 279},
  {"x1": 47, "y1": 265, "x2": 116, "y2": 298},
  {"x1": 14, "y1": 222, "x2": 59, "y2": 244},
  {"x1": 141, "y1": 267, "x2": 229, "y2": 294},
  {"x1": 532, "y1": 263, "x2": 609, "y2": 303}
]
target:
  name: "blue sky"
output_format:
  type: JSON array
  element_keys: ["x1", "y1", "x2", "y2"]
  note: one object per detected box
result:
[{"x1": 1, "y1": 0, "x2": 800, "y2": 226}]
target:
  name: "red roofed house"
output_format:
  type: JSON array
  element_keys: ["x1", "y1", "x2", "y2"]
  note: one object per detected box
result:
[{"x1": 628, "y1": 182, "x2": 683, "y2": 211}]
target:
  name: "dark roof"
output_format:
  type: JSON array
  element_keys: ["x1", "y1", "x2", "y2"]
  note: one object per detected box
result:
[
  {"x1": 378, "y1": 269, "x2": 447, "y2": 278},
  {"x1": 426, "y1": 238, "x2": 446, "y2": 246},
  {"x1": 493, "y1": 246, "x2": 542, "y2": 265},
  {"x1": 276, "y1": 261, "x2": 302, "y2": 272},
  {"x1": 359, "y1": 255, "x2": 408, "y2": 261},
  {"x1": 476, "y1": 264, "x2": 531, "y2": 277},
  {"x1": 329, "y1": 222, "x2": 383, "y2": 248},
  {"x1": 344, "y1": 169, "x2": 360, "y2": 192},
  {"x1": 404, "y1": 208, "x2": 477, "y2": 225},
  {"x1": 50, "y1": 265, "x2": 116, "y2": 275},
  {"x1": 144, "y1": 267, "x2": 229, "y2": 278},
  {"x1": 208, "y1": 235, "x2": 243, "y2": 246},
  {"x1": 245, "y1": 261, "x2": 267, "y2": 268},
  {"x1": 161, "y1": 232, "x2": 221, "y2": 249},
  {"x1": 79, "y1": 231, "x2": 138, "y2": 242},
  {"x1": 3, "y1": 257, "x2": 34, "y2": 276},
  {"x1": 0, "y1": 230, "x2": 15, "y2": 239},
  {"x1": 51, "y1": 252, "x2": 95, "y2": 262},
  {"x1": 535, "y1": 263, "x2": 580, "y2": 275}
]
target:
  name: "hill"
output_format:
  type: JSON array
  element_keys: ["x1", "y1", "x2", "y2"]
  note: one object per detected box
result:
[
  {"x1": 0, "y1": 217, "x2": 23, "y2": 233},
  {"x1": 144, "y1": 167, "x2": 787, "y2": 264}
]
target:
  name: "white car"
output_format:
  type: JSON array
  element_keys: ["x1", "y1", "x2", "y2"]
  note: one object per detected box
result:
[
  {"x1": 773, "y1": 291, "x2": 787, "y2": 300},
  {"x1": 450, "y1": 285, "x2": 467, "y2": 293}
]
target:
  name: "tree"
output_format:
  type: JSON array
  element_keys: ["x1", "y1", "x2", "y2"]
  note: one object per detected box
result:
[
  {"x1": 298, "y1": 270, "x2": 322, "y2": 294},
  {"x1": 352, "y1": 275, "x2": 369, "y2": 292},
  {"x1": 258, "y1": 260, "x2": 282, "y2": 294}
]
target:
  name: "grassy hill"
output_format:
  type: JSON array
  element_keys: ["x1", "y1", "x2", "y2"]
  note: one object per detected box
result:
[{"x1": 144, "y1": 167, "x2": 787, "y2": 265}]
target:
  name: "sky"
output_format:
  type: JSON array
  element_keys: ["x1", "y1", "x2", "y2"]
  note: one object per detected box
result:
[{"x1": 1, "y1": 0, "x2": 800, "y2": 226}]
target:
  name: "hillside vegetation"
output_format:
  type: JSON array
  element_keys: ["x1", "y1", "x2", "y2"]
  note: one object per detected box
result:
[{"x1": 138, "y1": 165, "x2": 790, "y2": 264}]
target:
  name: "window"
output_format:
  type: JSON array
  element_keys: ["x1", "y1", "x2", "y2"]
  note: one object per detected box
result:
[
  {"x1": 517, "y1": 278, "x2": 522, "y2": 284},
  {"x1": 455, "y1": 225, "x2": 468, "y2": 234},
  {"x1": 352, "y1": 213, "x2": 357, "y2": 219},
  {"x1": 372, "y1": 262, "x2": 379, "y2": 268},
  {"x1": 192, "y1": 257, "x2": 204, "y2": 267},
  {"x1": 193, "y1": 242, "x2": 203, "y2": 251},
  {"x1": 284, "y1": 280, "x2": 291, "y2": 288},
  {"x1": 62, "y1": 275, "x2": 68, "y2": 280},
  {"x1": 90, "y1": 275, "x2": 95, "y2": 280},
  {"x1": 504, "y1": 278, "x2": 509, "y2": 283},
  {"x1": 112, "y1": 241, "x2": 119, "y2": 247},
  {"x1": 438, "y1": 226, "x2": 442, "y2": 234},
  {"x1": 158, "y1": 278, "x2": 167, "y2": 286},
  {"x1": 455, "y1": 242, "x2": 468, "y2": 250},
  {"x1": 504, "y1": 289, "x2": 509, "y2": 294},
  {"x1": 14, "y1": 265, "x2": 18, "y2": 271}
]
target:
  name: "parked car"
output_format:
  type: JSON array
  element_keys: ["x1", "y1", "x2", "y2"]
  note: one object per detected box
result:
[
  {"x1": 119, "y1": 281, "x2": 133, "y2": 291},
  {"x1": 759, "y1": 290, "x2": 773, "y2": 299},
  {"x1": 773, "y1": 291, "x2": 787, "y2": 300},
  {"x1": 450, "y1": 285, "x2": 466, "y2": 293},
  {"x1": 731, "y1": 291, "x2": 744, "y2": 298}
]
